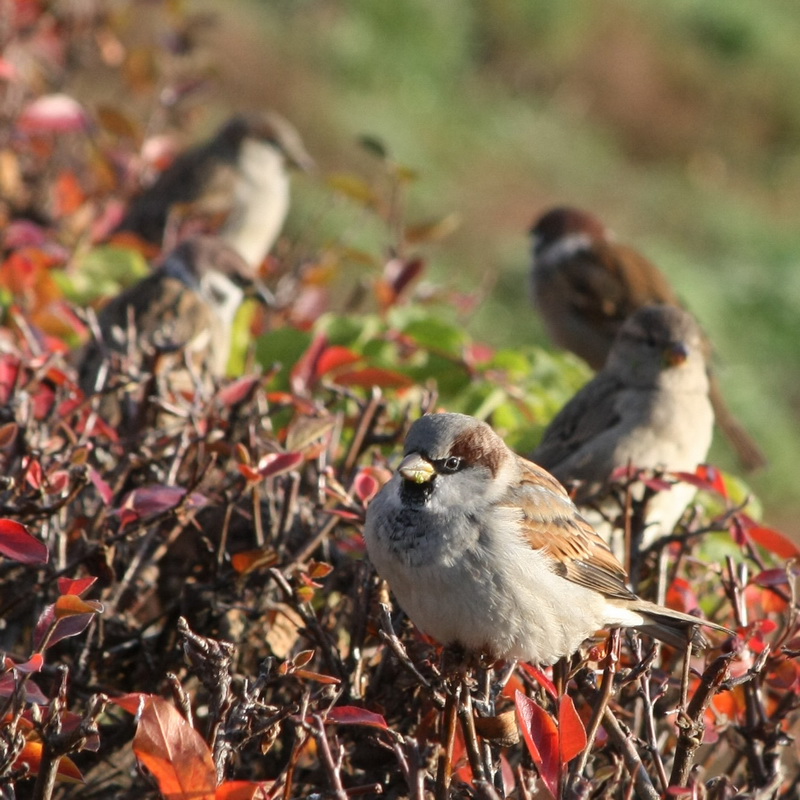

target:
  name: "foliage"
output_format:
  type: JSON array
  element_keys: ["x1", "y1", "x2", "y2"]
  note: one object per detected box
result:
[{"x1": 0, "y1": 3, "x2": 798, "y2": 800}]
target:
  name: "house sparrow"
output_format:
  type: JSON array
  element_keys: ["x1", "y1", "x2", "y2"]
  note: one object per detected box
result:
[
  {"x1": 78, "y1": 236, "x2": 268, "y2": 417},
  {"x1": 529, "y1": 206, "x2": 766, "y2": 471},
  {"x1": 117, "y1": 111, "x2": 314, "y2": 267},
  {"x1": 364, "y1": 412, "x2": 729, "y2": 666},
  {"x1": 531, "y1": 305, "x2": 714, "y2": 550}
]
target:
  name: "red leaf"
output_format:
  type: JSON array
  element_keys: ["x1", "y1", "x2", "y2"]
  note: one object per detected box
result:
[
  {"x1": 0, "y1": 673, "x2": 48, "y2": 704},
  {"x1": 325, "y1": 705, "x2": 388, "y2": 729},
  {"x1": 747, "y1": 525, "x2": 800, "y2": 559},
  {"x1": 88, "y1": 467, "x2": 114, "y2": 505},
  {"x1": 5, "y1": 653, "x2": 44, "y2": 673},
  {"x1": 216, "y1": 376, "x2": 260, "y2": 407},
  {"x1": 0, "y1": 355, "x2": 20, "y2": 404},
  {"x1": 133, "y1": 697, "x2": 217, "y2": 800},
  {"x1": 558, "y1": 695, "x2": 587, "y2": 765},
  {"x1": 0, "y1": 519, "x2": 49, "y2": 564},
  {"x1": 666, "y1": 577, "x2": 699, "y2": 615},
  {"x1": 31, "y1": 383, "x2": 56, "y2": 420},
  {"x1": 315, "y1": 345, "x2": 361, "y2": 377},
  {"x1": 24, "y1": 458, "x2": 44, "y2": 490},
  {"x1": 515, "y1": 691, "x2": 559, "y2": 797},
  {"x1": 216, "y1": 781, "x2": 273, "y2": 800},
  {"x1": 117, "y1": 486, "x2": 208, "y2": 520},
  {"x1": 33, "y1": 603, "x2": 97, "y2": 650},
  {"x1": 518, "y1": 662, "x2": 558, "y2": 700},
  {"x1": 353, "y1": 471, "x2": 379, "y2": 504},
  {"x1": 257, "y1": 452, "x2": 304, "y2": 479},
  {"x1": 673, "y1": 464, "x2": 728, "y2": 499},
  {"x1": 109, "y1": 693, "x2": 150, "y2": 716},
  {"x1": 290, "y1": 333, "x2": 328, "y2": 394},
  {"x1": 58, "y1": 576, "x2": 97, "y2": 597},
  {"x1": 333, "y1": 367, "x2": 413, "y2": 389}
]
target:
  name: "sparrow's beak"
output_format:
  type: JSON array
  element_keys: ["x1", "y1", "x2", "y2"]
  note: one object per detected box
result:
[
  {"x1": 398, "y1": 453, "x2": 435, "y2": 484},
  {"x1": 663, "y1": 342, "x2": 689, "y2": 367}
]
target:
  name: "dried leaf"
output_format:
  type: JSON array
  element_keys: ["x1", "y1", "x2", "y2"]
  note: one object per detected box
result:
[{"x1": 333, "y1": 367, "x2": 413, "y2": 390}]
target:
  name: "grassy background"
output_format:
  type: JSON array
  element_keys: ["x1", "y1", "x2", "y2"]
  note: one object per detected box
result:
[{"x1": 183, "y1": 0, "x2": 800, "y2": 535}]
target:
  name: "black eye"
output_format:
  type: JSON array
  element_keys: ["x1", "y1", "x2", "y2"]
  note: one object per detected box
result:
[{"x1": 438, "y1": 456, "x2": 463, "y2": 474}]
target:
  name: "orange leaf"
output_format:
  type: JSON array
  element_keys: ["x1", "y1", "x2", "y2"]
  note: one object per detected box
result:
[
  {"x1": 53, "y1": 170, "x2": 85, "y2": 216},
  {"x1": 54, "y1": 594, "x2": 103, "y2": 618},
  {"x1": 231, "y1": 549, "x2": 278, "y2": 575},
  {"x1": 558, "y1": 695, "x2": 587, "y2": 765},
  {"x1": 13, "y1": 741, "x2": 84, "y2": 783},
  {"x1": 133, "y1": 697, "x2": 216, "y2": 800},
  {"x1": 315, "y1": 345, "x2": 361, "y2": 377},
  {"x1": 216, "y1": 781, "x2": 273, "y2": 800}
]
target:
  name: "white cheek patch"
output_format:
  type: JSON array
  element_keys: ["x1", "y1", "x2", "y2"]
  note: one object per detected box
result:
[{"x1": 538, "y1": 232, "x2": 592, "y2": 266}]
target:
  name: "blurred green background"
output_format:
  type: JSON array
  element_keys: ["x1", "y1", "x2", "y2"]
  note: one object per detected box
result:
[{"x1": 186, "y1": 0, "x2": 799, "y2": 535}]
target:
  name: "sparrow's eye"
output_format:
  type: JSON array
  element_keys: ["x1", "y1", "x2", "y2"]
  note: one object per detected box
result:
[{"x1": 436, "y1": 456, "x2": 463, "y2": 474}]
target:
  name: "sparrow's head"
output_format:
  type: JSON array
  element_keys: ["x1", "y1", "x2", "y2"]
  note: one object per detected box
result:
[
  {"x1": 608, "y1": 305, "x2": 708, "y2": 387},
  {"x1": 216, "y1": 111, "x2": 315, "y2": 173},
  {"x1": 396, "y1": 413, "x2": 513, "y2": 509},
  {"x1": 529, "y1": 206, "x2": 608, "y2": 256}
]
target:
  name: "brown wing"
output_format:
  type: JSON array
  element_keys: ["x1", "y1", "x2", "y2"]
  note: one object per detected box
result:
[{"x1": 503, "y1": 458, "x2": 636, "y2": 601}]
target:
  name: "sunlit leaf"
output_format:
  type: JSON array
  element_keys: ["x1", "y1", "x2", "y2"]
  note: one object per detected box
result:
[
  {"x1": 54, "y1": 595, "x2": 103, "y2": 618},
  {"x1": 558, "y1": 695, "x2": 587, "y2": 765},
  {"x1": 133, "y1": 697, "x2": 216, "y2": 800},
  {"x1": 13, "y1": 741, "x2": 84, "y2": 784},
  {"x1": 515, "y1": 690, "x2": 558, "y2": 797},
  {"x1": 58, "y1": 576, "x2": 98, "y2": 597}
]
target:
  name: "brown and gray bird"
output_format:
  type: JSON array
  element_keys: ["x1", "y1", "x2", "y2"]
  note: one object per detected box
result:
[
  {"x1": 117, "y1": 111, "x2": 314, "y2": 267},
  {"x1": 531, "y1": 305, "x2": 714, "y2": 552},
  {"x1": 78, "y1": 236, "x2": 267, "y2": 423},
  {"x1": 529, "y1": 205, "x2": 766, "y2": 471}
]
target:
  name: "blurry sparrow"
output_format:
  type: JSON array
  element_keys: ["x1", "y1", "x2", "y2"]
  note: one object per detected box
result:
[
  {"x1": 78, "y1": 236, "x2": 267, "y2": 410},
  {"x1": 531, "y1": 305, "x2": 714, "y2": 550},
  {"x1": 530, "y1": 206, "x2": 766, "y2": 471},
  {"x1": 364, "y1": 412, "x2": 728, "y2": 665},
  {"x1": 118, "y1": 111, "x2": 314, "y2": 267}
]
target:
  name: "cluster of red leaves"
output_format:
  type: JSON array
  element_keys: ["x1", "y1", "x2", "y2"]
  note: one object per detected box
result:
[{"x1": 0, "y1": 4, "x2": 798, "y2": 800}]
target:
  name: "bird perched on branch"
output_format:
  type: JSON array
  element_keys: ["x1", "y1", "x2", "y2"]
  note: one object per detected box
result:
[
  {"x1": 364, "y1": 412, "x2": 729, "y2": 666},
  {"x1": 531, "y1": 305, "x2": 714, "y2": 552},
  {"x1": 529, "y1": 205, "x2": 766, "y2": 471},
  {"x1": 117, "y1": 111, "x2": 314, "y2": 267},
  {"x1": 78, "y1": 236, "x2": 270, "y2": 425}
]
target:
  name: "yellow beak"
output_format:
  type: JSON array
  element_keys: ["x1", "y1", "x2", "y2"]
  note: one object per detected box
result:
[{"x1": 398, "y1": 453, "x2": 435, "y2": 484}]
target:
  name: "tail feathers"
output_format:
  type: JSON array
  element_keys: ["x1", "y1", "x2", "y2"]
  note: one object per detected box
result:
[{"x1": 630, "y1": 600, "x2": 733, "y2": 650}]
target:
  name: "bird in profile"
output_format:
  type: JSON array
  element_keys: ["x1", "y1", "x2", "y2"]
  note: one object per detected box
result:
[
  {"x1": 78, "y1": 236, "x2": 269, "y2": 425},
  {"x1": 531, "y1": 305, "x2": 714, "y2": 551},
  {"x1": 529, "y1": 205, "x2": 766, "y2": 471},
  {"x1": 117, "y1": 111, "x2": 314, "y2": 268},
  {"x1": 364, "y1": 412, "x2": 730, "y2": 666}
]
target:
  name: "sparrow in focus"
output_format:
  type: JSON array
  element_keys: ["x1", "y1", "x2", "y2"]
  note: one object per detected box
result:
[
  {"x1": 531, "y1": 305, "x2": 714, "y2": 550},
  {"x1": 117, "y1": 111, "x2": 314, "y2": 267},
  {"x1": 529, "y1": 205, "x2": 766, "y2": 471},
  {"x1": 364, "y1": 412, "x2": 729, "y2": 666},
  {"x1": 78, "y1": 236, "x2": 268, "y2": 418}
]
